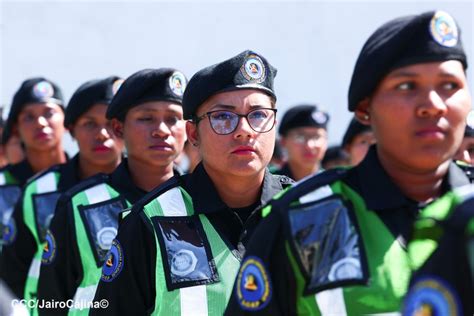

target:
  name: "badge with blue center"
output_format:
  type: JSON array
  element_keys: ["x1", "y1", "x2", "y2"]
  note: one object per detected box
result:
[
  {"x1": 429, "y1": 11, "x2": 458, "y2": 47},
  {"x1": 240, "y1": 55, "x2": 266, "y2": 83},
  {"x1": 404, "y1": 276, "x2": 461, "y2": 316},
  {"x1": 33, "y1": 81, "x2": 55, "y2": 99},
  {"x1": 42, "y1": 230, "x2": 57, "y2": 265},
  {"x1": 236, "y1": 256, "x2": 272, "y2": 311},
  {"x1": 169, "y1": 72, "x2": 187, "y2": 96},
  {"x1": 101, "y1": 239, "x2": 124, "y2": 282},
  {"x1": 2, "y1": 218, "x2": 16, "y2": 245}
]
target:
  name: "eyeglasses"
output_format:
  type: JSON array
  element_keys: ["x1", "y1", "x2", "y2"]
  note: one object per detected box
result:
[
  {"x1": 194, "y1": 108, "x2": 277, "y2": 135},
  {"x1": 289, "y1": 133, "x2": 326, "y2": 144}
]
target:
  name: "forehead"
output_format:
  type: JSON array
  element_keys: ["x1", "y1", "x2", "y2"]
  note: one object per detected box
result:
[
  {"x1": 78, "y1": 103, "x2": 108, "y2": 118},
  {"x1": 128, "y1": 101, "x2": 183, "y2": 114},
  {"x1": 197, "y1": 89, "x2": 274, "y2": 113},
  {"x1": 383, "y1": 60, "x2": 465, "y2": 79},
  {"x1": 21, "y1": 102, "x2": 63, "y2": 113}
]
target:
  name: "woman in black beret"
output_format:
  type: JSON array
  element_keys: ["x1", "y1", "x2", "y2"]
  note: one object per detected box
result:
[{"x1": 226, "y1": 10, "x2": 472, "y2": 315}]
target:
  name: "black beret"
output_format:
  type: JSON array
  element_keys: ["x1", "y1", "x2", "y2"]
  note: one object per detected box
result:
[
  {"x1": 465, "y1": 110, "x2": 474, "y2": 137},
  {"x1": 278, "y1": 104, "x2": 329, "y2": 136},
  {"x1": 64, "y1": 76, "x2": 123, "y2": 127},
  {"x1": 342, "y1": 118, "x2": 372, "y2": 147},
  {"x1": 183, "y1": 50, "x2": 277, "y2": 120},
  {"x1": 348, "y1": 10, "x2": 467, "y2": 111},
  {"x1": 106, "y1": 68, "x2": 187, "y2": 121},
  {"x1": 2, "y1": 77, "x2": 64, "y2": 144}
]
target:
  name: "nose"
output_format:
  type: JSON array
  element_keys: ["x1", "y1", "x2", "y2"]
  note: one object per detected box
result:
[
  {"x1": 416, "y1": 90, "x2": 448, "y2": 118},
  {"x1": 37, "y1": 116, "x2": 48, "y2": 127},
  {"x1": 233, "y1": 116, "x2": 254, "y2": 139},
  {"x1": 152, "y1": 121, "x2": 171, "y2": 138},
  {"x1": 96, "y1": 127, "x2": 111, "y2": 141}
]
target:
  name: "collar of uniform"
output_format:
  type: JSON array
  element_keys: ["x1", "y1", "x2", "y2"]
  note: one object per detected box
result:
[
  {"x1": 57, "y1": 154, "x2": 81, "y2": 189},
  {"x1": 350, "y1": 145, "x2": 470, "y2": 211},
  {"x1": 109, "y1": 158, "x2": 147, "y2": 204},
  {"x1": 275, "y1": 163, "x2": 295, "y2": 180},
  {"x1": 183, "y1": 162, "x2": 285, "y2": 214}
]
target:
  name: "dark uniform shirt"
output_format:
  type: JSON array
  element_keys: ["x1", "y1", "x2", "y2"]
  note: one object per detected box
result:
[
  {"x1": 6, "y1": 159, "x2": 36, "y2": 185},
  {"x1": 90, "y1": 163, "x2": 293, "y2": 315},
  {"x1": 36, "y1": 159, "x2": 147, "y2": 315},
  {"x1": 225, "y1": 146, "x2": 470, "y2": 315},
  {"x1": 0, "y1": 155, "x2": 79, "y2": 298}
]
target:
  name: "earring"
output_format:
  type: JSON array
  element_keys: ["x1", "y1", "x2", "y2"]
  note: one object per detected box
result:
[{"x1": 363, "y1": 114, "x2": 369, "y2": 120}]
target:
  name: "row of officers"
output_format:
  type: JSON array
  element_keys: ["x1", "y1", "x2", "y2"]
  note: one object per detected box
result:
[{"x1": 0, "y1": 9, "x2": 473, "y2": 316}]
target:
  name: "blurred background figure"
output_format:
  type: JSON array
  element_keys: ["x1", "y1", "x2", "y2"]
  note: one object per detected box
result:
[
  {"x1": 322, "y1": 144, "x2": 351, "y2": 169},
  {"x1": 0, "y1": 108, "x2": 24, "y2": 168},
  {"x1": 342, "y1": 117, "x2": 375, "y2": 166},
  {"x1": 276, "y1": 104, "x2": 329, "y2": 181},
  {"x1": 175, "y1": 140, "x2": 201, "y2": 173},
  {"x1": 454, "y1": 109, "x2": 474, "y2": 165}
]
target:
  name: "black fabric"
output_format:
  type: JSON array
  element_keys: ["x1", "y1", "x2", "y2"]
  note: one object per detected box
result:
[
  {"x1": 4, "y1": 159, "x2": 36, "y2": 186},
  {"x1": 342, "y1": 118, "x2": 371, "y2": 147},
  {"x1": 278, "y1": 104, "x2": 329, "y2": 136},
  {"x1": 106, "y1": 68, "x2": 186, "y2": 121},
  {"x1": 37, "y1": 161, "x2": 146, "y2": 315},
  {"x1": 3, "y1": 77, "x2": 64, "y2": 144},
  {"x1": 183, "y1": 50, "x2": 277, "y2": 119},
  {"x1": 273, "y1": 164, "x2": 295, "y2": 181},
  {"x1": 348, "y1": 11, "x2": 467, "y2": 111},
  {"x1": 90, "y1": 163, "x2": 293, "y2": 315},
  {"x1": 64, "y1": 76, "x2": 122, "y2": 127},
  {"x1": 0, "y1": 156, "x2": 80, "y2": 299}
]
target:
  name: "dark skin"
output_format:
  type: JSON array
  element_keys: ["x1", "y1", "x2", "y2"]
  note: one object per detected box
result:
[{"x1": 355, "y1": 61, "x2": 471, "y2": 203}]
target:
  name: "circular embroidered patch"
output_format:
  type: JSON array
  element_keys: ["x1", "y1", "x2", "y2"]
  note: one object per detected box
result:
[
  {"x1": 42, "y1": 230, "x2": 57, "y2": 265},
  {"x1": 236, "y1": 256, "x2": 272, "y2": 311},
  {"x1": 101, "y1": 239, "x2": 124, "y2": 282},
  {"x1": 328, "y1": 257, "x2": 362, "y2": 282},
  {"x1": 240, "y1": 55, "x2": 266, "y2": 83},
  {"x1": 33, "y1": 81, "x2": 54, "y2": 99},
  {"x1": 404, "y1": 276, "x2": 461, "y2": 316},
  {"x1": 312, "y1": 111, "x2": 328, "y2": 125},
  {"x1": 97, "y1": 227, "x2": 117, "y2": 250},
  {"x1": 169, "y1": 71, "x2": 187, "y2": 96},
  {"x1": 112, "y1": 79, "x2": 124, "y2": 95},
  {"x1": 2, "y1": 218, "x2": 17, "y2": 245},
  {"x1": 429, "y1": 11, "x2": 458, "y2": 47},
  {"x1": 171, "y1": 249, "x2": 197, "y2": 277}
]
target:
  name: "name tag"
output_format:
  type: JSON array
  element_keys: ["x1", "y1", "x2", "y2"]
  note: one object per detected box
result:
[
  {"x1": 152, "y1": 216, "x2": 219, "y2": 291},
  {"x1": 287, "y1": 196, "x2": 368, "y2": 294}
]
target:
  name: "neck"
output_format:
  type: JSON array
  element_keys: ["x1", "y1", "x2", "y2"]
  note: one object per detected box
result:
[
  {"x1": 288, "y1": 161, "x2": 320, "y2": 181},
  {"x1": 203, "y1": 163, "x2": 265, "y2": 208},
  {"x1": 377, "y1": 149, "x2": 449, "y2": 203},
  {"x1": 25, "y1": 146, "x2": 67, "y2": 173},
  {"x1": 78, "y1": 155, "x2": 122, "y2": 180},
  {"x1": 128, "y1": 158, "x2": 174, "y2": 192}
]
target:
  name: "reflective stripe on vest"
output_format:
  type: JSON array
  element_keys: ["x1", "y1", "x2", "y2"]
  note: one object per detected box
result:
[
  {"x1": 143, "y1": 186, "x2": 241, "y2": 316},
  {"x1": 70, "y1": 183, "x2": 128, "y2": 315},
  {"x1": 23, "y1": 171, "x2": 59, "y2": 315}
]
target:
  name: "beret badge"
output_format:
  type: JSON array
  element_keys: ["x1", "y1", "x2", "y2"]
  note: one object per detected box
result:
[
  {"x1": 169, "y1": 71, "x2": 187, "y2": 96},
  {"x1": 33, "y1": 81, "x2": 54, "y2": 99},
  {"x1": 429, "y1": 11, "x2": 458, "y2": 47},
  {"x1": 240, "y1": 54, "x2": 266, "y2": 83}
]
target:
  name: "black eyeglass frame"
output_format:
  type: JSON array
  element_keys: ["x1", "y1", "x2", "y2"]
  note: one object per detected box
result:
[{"x1": 193, "y1": 108, "x2": 278, "y2": 135}]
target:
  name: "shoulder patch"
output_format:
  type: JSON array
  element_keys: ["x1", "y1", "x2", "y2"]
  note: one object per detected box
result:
[
  {"x1": 101, "y1": 239, "x2": 124, "y2": 282},
  {"x1": 404, "y1": 276, "x2": 461, "y2": 316},
  {"x1": 41, "y1": 230, "x2": 57, "y2": 265},
  {"x1": 235, "y1": 256, "x2": 272, "y2": 311}
]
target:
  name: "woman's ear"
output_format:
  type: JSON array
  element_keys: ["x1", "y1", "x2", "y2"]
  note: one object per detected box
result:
[
  {"x1": 111, "y1": 118, "x2": 124, "y2": 138},
  {"x1": 186, "y1": 121, "x2": 199, "y2": 147},
  {"x1": 354, "y1": 98, "x2": 371, "y2": 125}
]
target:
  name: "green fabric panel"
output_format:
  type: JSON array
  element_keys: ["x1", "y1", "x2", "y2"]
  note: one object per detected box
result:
[
  {"x1": 179, "y1": 187, "x2": 195, "y2": 216},
  {"x1": 200, "y1": 215, "x2": 240, "y2": 315},
  {"x1": 285, "y1": 241, "x2": 321, "y2": 316},
  {"x1": 262, "y1": 187, "x2": 290, "y2": 218},
  {"x1": 417, "y1": 191, "x2": 457, "y2": 221},
  {"x1": 467, "y1": 218, "x2": 474, "y2": 236},
  {"x1": 3, "y1": 170, "x2": 19, "y2": 184},
  {"x1": 144, "y1": 199, "x2": 165, "y2": 218},
  {"x1": 23, "y1": 180, "x2": 40, "y2": 244}
]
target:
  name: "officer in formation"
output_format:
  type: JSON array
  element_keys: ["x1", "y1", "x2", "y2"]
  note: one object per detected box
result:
[
  {"x1": 1, "y1": 76, "x2": 125, "y2": 315},
  {"x1": 321, "y1": 145, "x2": 351, "y2": 169},
  {"x1": 341, "y1": 117, "x2": 375, "y2": 166},
  {"x1": 36, "y1": 68, "x2": 187, "y2": 315},
  {"x1": 90, "y1": 50, "x2": 293, "y2": 315},
  {"x1": 0, "y1": 78, "x2": 67, "y2": 253},
  {"x1": 225, "y1": 10, "x2": 472, "y2": 315},
  {"x1": 275, "y1": 105, "x2": 329, "y2": 180}
]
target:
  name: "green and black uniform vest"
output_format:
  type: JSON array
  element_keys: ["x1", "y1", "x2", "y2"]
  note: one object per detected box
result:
[
  {"x1": 0, "y1": 156, "x2": 79, "y2": 315},
  {"x1": 37, "y1": 160, "x2": 147, "y2": 316},
  {"x1": 225, "y1": 146, "x2": 470, "y2": 315},
  {"x1": 403, "y1": 185, "x2": 474, "y2": 316},
  {"x1": 90, "y1": 163, "x2": 293, "y2": 316}
]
